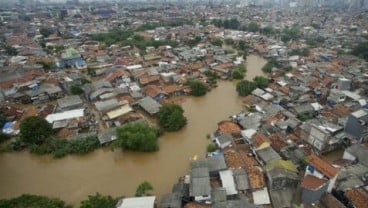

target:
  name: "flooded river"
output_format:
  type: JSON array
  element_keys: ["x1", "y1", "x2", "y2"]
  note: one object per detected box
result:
[{"x1": 0, "y1": 55, "x2": 266, "y2": 205}]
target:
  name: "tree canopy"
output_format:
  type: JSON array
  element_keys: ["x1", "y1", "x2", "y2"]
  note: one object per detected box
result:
[
  {"x1": 70, "y1": 84, "x2": 84, "y2": 95},
  {"x1": 39, "y1": 26, "x2": 54, "y2": 37},
  {"x1": 186, "y1": 80, "x2": 207, "y2": 96},
  {"x1": 0, "y1": 194, "x2": 71, "y2": 208},
  {"x1": 80, "y1": 193, "x2": 120, "y2": 208},
  {"x1": 135, "y1": 181, "x2": 154, "y2": 197},
  {"x1": 114, "y1": 123, "x2": 158, "y2": 152},
  {"x1": 236, "y1": 80, "x2": 257, "y2": 96},
  {"x1": 211, "y1": 18, "x2": 240, "y2": 30},
  {"x1": 247, "y1": 22, "x2": 260, "y2": 32},
  {"x1": 253, "y1": 76, "x2": 269, "y2": 89},
  {"x1": 281, "y1": 26, "x2": 300, "y2": 43},
  {"x1": 232, "y1": 65, "x2": 247, "y2": 80},
  {"x1": 157, "y1": 104, "x2": 187, "y2": 132},
  {"x1": 352, "y1": 42, "x2": 368, "y2": 61},
  {"x1": 210, "y1": 38, "x2": 223, "y2": 47},
  {"x1": 20, "y1": 116, "x2": 53, "y2": 144}
]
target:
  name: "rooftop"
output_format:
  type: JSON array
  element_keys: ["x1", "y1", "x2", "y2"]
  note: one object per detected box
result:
[
  {"x1": 301, "y1": 175, "x2": 328, "y2": 190},
  {"x1": 345, "y1": 188, "x2": 368, "y2": 208},
  {"x1": 307, "y1": 154, "x2": 339, "y2": 178}
]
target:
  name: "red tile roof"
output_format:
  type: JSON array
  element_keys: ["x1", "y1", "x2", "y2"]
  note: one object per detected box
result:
[
  {"x1": 104, "y1": 69, "x2": 129, "y2": 82},
  {"x1": 307, "y1": 155, "x2": 339, "y2": 178},
  {"x1": 301, "y1": 175, "x2": 328, "y2": 190},
  {"x1": 345, "y1": 188, "x2": 368, "y2": 208}
]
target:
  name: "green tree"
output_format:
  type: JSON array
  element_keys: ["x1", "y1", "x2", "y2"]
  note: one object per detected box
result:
[
  {"x1": 20, "y1": 116, "x2": 53, "y2": 145},
  {"x1": 80, "y1": 193, "x2": 119, "y2": 208},
  {"x1": 232, "y1": 69, "x2": 244, "y2": 79},
  {"x1": 70, "y1": 84, "x2": 83, "y2": 95},
  {"x1": 186, "y1": 80, "x2": 207, "y2": 96},
  {"x1": 236, "y1": 80, "x2": 257, "y2": 96},
  {"x1": 0, "y1": 194, "x2": 71, "y2": 208},
  {"x1": 237, "y1": 40, "x2": 249, "y2": 51},
  {"x1": 3, "y1": 45, "x2": 17, "y2": 56},
  {"x1": 114, "y1": 123, "x2": 158, "y2": 152},
  {"x1": 281, "y1": 26, "x2": 300, "y2": 43},
  {"x1": 207, "y1": 143, "x2": 217, "y2": 152},
  {"x1": 39, "y1": 26, "x2": 54, "y2": 37},
  {"x1": 135, "y1": 181, "x2": 153, "y2": 197},
  {"x1": 262, "y1": 61, "x2": 275, "y2": 73},
  {"x1": 248, "y1": 22, "x2": 260, "y2": 32},
  {"x1": 352, "y1": 42, "x2": 368, "y2": 61},
  {"x1": 253, "y1": 76, "x2": 269, "y2": 88},
  {"x1": 210, "y1": 38, "x2": 223, "y2": 47},
  {"x1": 157, "y1": 104, "x2": 187, "y2": 132},
  {"x1": 262, "y1": 26, "x2": 274, "y2": 35}
]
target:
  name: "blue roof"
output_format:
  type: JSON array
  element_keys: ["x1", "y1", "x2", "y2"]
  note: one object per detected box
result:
[{"x1": 2, "y1": 121, "x2": 13, "y2": 129}]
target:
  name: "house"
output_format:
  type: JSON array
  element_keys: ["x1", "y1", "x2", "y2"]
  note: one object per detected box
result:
[
  {"x1": 265, "y1": 160, "x2": 299, "y2": 208},
  {"x1": 343, "y1": 144, "x2": 368, "y2": 167},
  {"x1": 219, "y1": 170, "x2": 238, "y2": 196},
  {"x1": 105, "y1": 105, "x2": 133, "y2": 121},
  {"x1": 232, "y1": 169, "x2": 249, "y2": 192},
  {"x1": 136, "y1": 96, "x2": 162, "y2": 116},
  {"x1": 251, "y1": 132, "x2": 271, "y2": 151},
  {"x1": 189, "y1": 167, "x2": 211, "y2": 202},
  {"x1": 57, "y1": 95, "x2": 83, "y2": 111},
  {"x1": 97, "y1": 128, "x2": 117, "y2": 145},
  {"x1": 217, "y1": 121, "x2": 241, "y2": 135},
  {"x1": 116, "y1": 196, "x2": 155, "y2": 208},
  {"x1": 301, "y1": 175, "x2": 329, "y2": 204},
  {"x1": 255, "y1": 146, "x2": 281, "y2": 165},
  {"x1": 305, "y1": 155, "x2": 339, "y2": 193},
  {"x1": 160, "y1": 193, "x2": 181, "y2": 208},
  {"x1": 344, "y1": 109, "x2": 368, "y2": 142},
  {"x1": 94, "y1": 98, "x2": 122, "y2": 113},
  {"x1": 190, "y1": 155, "x2": 227, "y2": 177},
  {"x1": 305, "y1": 123, "x2": 344, "y2": 153},
  {"x1": 143, "y1": 85, "x2": 167, "y2": 102},
  {"x1": 252, "y1": 187, "x2": 271, "y2": 205},
  {"x1": 45, "y1": 108, "x2": 85, "y2": 129},
  {"x1": 265, "y1": 160, "x2": 299, "y2": 190},
  {"x1": 82, "y1": 80, "x2": 113, "y2": 101},
  {"x1": 214, "y1": 133, "x2": 232, "y2": 149},
  {"x1": 345, "y1": 188, "x2": 368, "y2": 208},
  {"x1": 211, "y1": 188, "x2": 227, "y2": 207},
  {"x1": 336, "y1": 163, "x2": 368, "y2": 191}
]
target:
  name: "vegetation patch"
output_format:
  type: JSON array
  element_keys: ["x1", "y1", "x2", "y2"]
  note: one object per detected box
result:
[
  {"x1": 157, "y1": 104, "x2": 187, "y2": 132},
  {"x1": 113, "y1": 123, "x2": 158, "y2": 152}
]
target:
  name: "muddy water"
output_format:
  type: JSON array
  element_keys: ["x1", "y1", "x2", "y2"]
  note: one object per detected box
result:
[
  {"x1": 0, "y1": 56, "x2": 266, "y2": 205},
  {"x1": 244, "y1": 54, "x2": 267, "y2": 80}
]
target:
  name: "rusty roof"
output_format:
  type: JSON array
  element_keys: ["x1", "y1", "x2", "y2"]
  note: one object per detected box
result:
[
  {"x1": 218, "y1": 120, "x2": 241, "y2": 134},
  {"x1": 184, "y1": 202, "x2": 210, "y2": 208},
  {"x1": 224, "y1": 150, "x2": 245, "y2": 169},
  {"x1": 301, "y1": 175, "x2": 327, "y2": 190},
  {"x1": 247, "y1": 166, "x2": 265, "y2": 190},
  {"x1": 307, "y1": 155, "x2": 338, "y2": 178},
  {"x1": 345, "y1": 188, "x2": 368, "y2": 208},
  {"x1": 252, "y1": 133, "x2": 269, "y2": 149}
]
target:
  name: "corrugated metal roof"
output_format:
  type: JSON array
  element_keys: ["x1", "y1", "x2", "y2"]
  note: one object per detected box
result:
[
  {"x1": 117, "y1": 196, "x2": 155, "y2": 208},
  {"x1": 106, "y1": 105, "x2": 133, "y2": 120}
]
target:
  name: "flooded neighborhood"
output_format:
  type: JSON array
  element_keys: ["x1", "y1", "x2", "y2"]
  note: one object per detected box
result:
[{"x1": 0, "y1": 0, "x2": 368, "y2": 208}]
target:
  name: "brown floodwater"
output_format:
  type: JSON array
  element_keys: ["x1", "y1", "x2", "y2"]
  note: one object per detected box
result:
[
  {"x1": 0, "y1": 55, "x2": 266, "y2": 205},
  {"x1": 244, "y1": 54, "x2": 267, "y2": 80}
]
